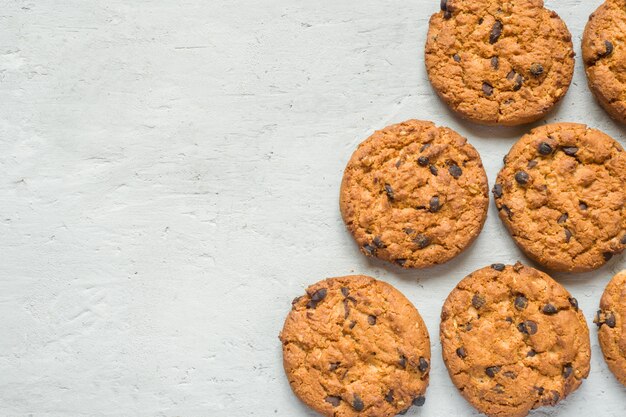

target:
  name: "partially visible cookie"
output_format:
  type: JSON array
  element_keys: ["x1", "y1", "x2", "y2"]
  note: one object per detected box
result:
[
  {"x1": 494, "y1": 123, "x2": 626, "y2": 272},
  {"x1": 441, "y1": 263, "x2": 591, "y2": 417},
  {"x1": 280, "y1": 275, "x2": 431, "y2": 417},
  {"x1": 425, "y1": 0, "x2": 575, "y2": 126},
  {"x1": 595, "y1": 270, "x2": 626, "y2": 386},
  {"x1": 340, "y1": 120, "x2": 489, "y2": 269},
  {"x1": 583, "y1": 0, "x2": 626, "y2": 124}
]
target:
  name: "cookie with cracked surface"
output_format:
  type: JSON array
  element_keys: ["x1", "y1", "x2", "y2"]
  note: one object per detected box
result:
[
  {"x1": 441, "y1": 263, "x2": 591, "y2": 417},
  {"x1": 494, "y1": 123, "x2": 626, "y2": 272},
  {"x1": 426, "y1": 0, "x2": 574, "y2": 126},
  {"x1": 595, "y1": 270, "x2": 626, "y2": 386},
  {"x1": 583, "y1": 0, "x2": 626, "y2": 124},
  {"x1": 280, "y1": 275, "x2": 430, "y2": 417},
  {"x1": 340, "y1": 120, "x2": 489, "y2": 269}
]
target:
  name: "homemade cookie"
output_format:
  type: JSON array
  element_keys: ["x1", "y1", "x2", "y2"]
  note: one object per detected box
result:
[
  {"x1": 595, "y1": 270, "x2": 626, "y2": 386},
  {"x1": 340, "y1": 120, "x2": 489, "y2": 269},
  {"x1": 280, "y1": 275, "x2": 431, "y2": 417},
  {"x1": 494, "y1": 123, "x2": 626, "y2": 272},
  {"x1": 583, "y1": 0, "x2": 626, "y2": 123},
  {"x1": 441, "y1": 263, "x2": 591, "y2": 417},
  {"x1": 426, "y1": 0, "x2": 575, "y2": 126}
]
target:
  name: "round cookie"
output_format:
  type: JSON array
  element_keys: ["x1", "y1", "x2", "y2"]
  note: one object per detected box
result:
[
  {"x1": 440, "y1": 263, "x2": 591, "y2": 417},
  {"x1": 582, "y1": 0, "x2": 626, "y2": 124},
  {"x1": 340, "y1": 120, "x2": 489, "y2": 269},
  {"x1": 425, "y1": 0, "x2": 575, "y2": 126},
  {"x1": 595, "y1": 270, "x2": 626, "y2": 386},
  {"x1": 493, "y1": 123, "x2": 626, "y2": 272},
  {"x1": 280, "y1": 275, "x2": 430, "y2": 417}
]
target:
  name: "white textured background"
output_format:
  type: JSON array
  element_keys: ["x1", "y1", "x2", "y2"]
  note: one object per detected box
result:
[{"x1": 0, "y1": 0, "x2": 624, "y2": 416}]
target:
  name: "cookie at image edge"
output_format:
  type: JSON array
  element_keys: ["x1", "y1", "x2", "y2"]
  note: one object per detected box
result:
[
  {"x1": 595, "y1": 270, "x2": 626, "y2": 387},
  {"x1": 280, "y1": 275, "x2": 431, "y2": 417},
  {"x1": 494, "y1": 123, "x2": 626, "y2": 272},
  {"x1": 441, "y1": 263, "x2": 591, "y2": 417},
  {"x1": 340, "y1": 120, "x2": 489, "y2": 269},
  {"x1": 426, "y1": 0, "x2": 575, "y2": 126},
  {"x1": 582, "y1": 0, "x2": 626, "y2": 124}
]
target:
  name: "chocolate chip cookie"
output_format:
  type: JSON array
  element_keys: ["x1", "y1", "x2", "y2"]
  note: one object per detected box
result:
[
  {"x1": 280, "y1": 275, "x2": 431, "y2": 417},
  {"x1": 340, "y1": 120, "x2": 489, "y2": 269},
  {"x1": 493, "y1": 123, "x2": 626, "y2": 272},
  {"x1": 426, "y1": 0, "x2": 575, "y2": 126},
  {"x1": 441, "y1": 263, "x2": 591, "y2": 417},
  {"x1": 595, "y1": 270, "x2": 626, "y2": 386},
  {"x1": 583, "y1": 0, "x2": 626, "y2": 124}
]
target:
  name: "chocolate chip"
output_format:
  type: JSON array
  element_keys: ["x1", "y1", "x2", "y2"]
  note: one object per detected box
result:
[
  {"x1": 600, "y1": 40, "x2": 614, "y2": 58},
  {"x1": 513, "y1": 261, "x2": 524, "y2": 272},
  {"x1": 557, "y1": 213, "x2": 568, "y2": 224},
  {"x1": 456, "y1": 347, "x2": 467, "y2": 358},
  {"x1": 490, "y1": 20, "x2": 503, "y2": 44},
  {"x1": 503, "y1": 371, "x2": 517, "y2": 379},
  {"x1": 605, "y1": 312, "x2": 616, "y2": 328},
  {"x1": 440, "y1": 0, "x2": 448, "y2": 11},
  {"x1": 343, "y1": 299, "x2": 351, "y2": 318},
  {"x1": 528, "y1": 160, "x2": 538, "y2": 168},
  {"x1": 621, "y1": 235, "x2": 626, "y2": 245},
  {"x1": 579, "y1": 201, "x2": 588, "y2": 210},
  {"x1": 538, "y1": 142, "x2": 553, "y2": 155},
  {"x1": 507, "y1": 70, "x2": 516, "y2": 80},
  {"x1": 420, "y1": 143, "x2": 431, "y2": 152},
  {"x1": 491, "y1": 263, "x2": 505, "y2": 271},
  {"x1": 403, "y1": 228, "x2": 414, "y2": 235},
  {"x1": 349, "y1": 320, "x2": 356, "y2": 329},
  {"x1": 429, "y1": 164, "x2": 438, "y2": 176},
  {"x1": 418, "y1": 156, "x2": 430, "y2": 166},
  {"x1": 453, "y1": 53, "x2": 461, "y2": 62},
  {"x1": 482, "y1": 81, "x2": 494, "y2": 96},
  {"x1": 515, "y1": 171, "x2": 529, "y2": 185},
  {"x1": 384, "y1": 183, "x2": 395, "y2": 200},
  {"x1": 373, "y1": 236, "x2": 386, "y2": 249},
  {"x1": 568, "y1": 297, "x2": 579, "y2": 311},
  {"x1": 413, "y1": 396, "x2": 426, "y2": 407},
  {"x1": 491, "y1": 56, "x2": 499, "y2": 69},
  {"x1": 563, "y1": 364, "x2": 573, "y2": 378},
  {"x1": 527, "y1": 349, "x2": 537, "y2": 357},
  {"x1": 449, "y1": 164, "x2": 462, "y2": 178},
  {"x1": 603, "y1": 252, "x2": 613, "y2": 261},
  {"x1": 395, "y1": 258, "x2": 407, "y2": 267},
  {"x1": 306, "y1": 288, "x2": 327, "y2": 309},
  {"x1": 485, "y1": 366, "x2": 501, "y2": 378},
  {"x1": 514, "y1": 295, "x2": 528, "y2": 310},
  {"x1": 399, "y1": 355, "x2": 407, "y2": 368},
  {"x1": 513, "y1": 74, "x2": 523, "y2": 91},
  {"x1": 518, "y1": 320, "x2": 538, "y2": 335},
  {"x1": 505, "y1": 317, "x2": 513, "y2": 323},
  {"x1": 325, "y1": 396, "x2": 341, "y2": 407},
  {"x1": 542, "y1": 304, "x2": 558, "y2": 315},
  {"x1": 562, "y1": 146, "x2": 579, "y2": 156},
  {"x1": 341, "y1": 287, "x2": 349, "y2": 297},
  {"x1": 472, "y1": 294, "x2": 486, "y2": 309},
  {"x1": 493, "y1": 184, "x2": 503, "y2": 198},
  {"x1": 418, "y1": 357, "x2": 429, "y2": 373},
  {"x1": 550, "y1": 390, "x2": 560, "y2": 404},
  {"x1": 465, "y1": 322, "x2": 473, "y2": 331},
  {"x1": 493, "y1": 383, "x2": 505, "y2": 393},
  {"x1": 329, "y1": 362, "x2": 340, "y2": 371},
  {"x1": 352, "y1": 394, "x2": 364, "y2": 411},
  {"x1": 367, "y1": 315, "x2": 377, "y2": 325},
  {"x1": 501, "y1": 204, "x2": 512, "y2": 219},
  {"x1": 363, "y1": 243, "x2": 376, "y2": 256},
  {"x1": 534, "y1": 386, "x2": 545, "y2": 395},
  {"x1": 414, "y1": 234, "x2": 431, "y2": 249},
  {"x1": 429, "y1": 196, "x2": 441, "y2": 213},
  {"x1": 564, "y1": 228, "x2": 572, "y2": 243},
  {"x1": 385, "y1": 390, "x2": 394, "y2": 403},
  {"x1": 444, "y1": 10, "x2": 452, "y2": 19},
  {"x1": 530, "y1": 63, "x2": 544, "y2": 77}
]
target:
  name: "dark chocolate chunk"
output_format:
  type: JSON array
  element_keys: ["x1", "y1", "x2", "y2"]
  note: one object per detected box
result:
[
  {"x1": 384, "y1": 183, "x2": 395, "y2": 200},
  {"x1": 538, "y1": 142, "x2": 553, "y2": 155},
  {"x1": 413, "y1": 396, "x2": 426, "y2": 407},
  {"x1": 453, "y1": 53, "x2": 461, "y2": 62},
  {"x1": 530, "y1": 63, "x2": 544, "y2": 77},
  {"x1": 515, "y1": 170, "x2": 529, "y2": 185},
  {"x1": 418, "y1": 156, "x2": 430, "y2": 166},
  {"x1": 568, "y1": 297, "x2": 579, "y2": 311},
  {"x1": 518, "y1": 320, "x2": 538, "y2": 335},
  {"x1": 414, "y1": 234, "x2": 431, "y2": 249},
  {"x1": 449, "y1": 164, "x2": 463, "y2": 178},
  {"x1": 373, "y1": 236, "x2": 386, "y2": 249},
  {"x1": 490, "y1": 20, "x2": 503, "y2": 44},
  {"x1": 557, "y1": 213, "x2": 568, "y2": 224},
  {"x1": 418, "y1": 357, "x2": 429, "y2": 373},
  {"x1": 542, "y1": 304, "x2": 558, "y2": 315},
  {"x1": 605, "y1": 312, "x2": 616, "y2": 328},
  {"x1": 562, "y1": 146, "x2": 579, "y2": 156},
  {"x1": 385, "y1": 390, "x2": 394, "y2": 403},
  {"x1": 456, "y1": 347, "x2": 467, "y2": 358},
  {"x1": 325, "y1": 396, "x2": 341, "y2": 407},
  {"x1": 513, "y1": 74, "x2": 523, "y2": 91},
  {"x1": 600, "y1": 40, "x2": 614, "y2": 58},
  {"x1": 564, "y1": 228, "x2": 572, "y2": 243},
  {"x1": 491, "y1": 56, "x2": 499, "y2": 69},
  {"x1": 493, "y1": 184, "x2": 503, "y2": 198},
  {"x1": 367, "y1": 315, "x2": 377, "y2": 325},
  {"x1": 563, "y1": 364, "x2": 573, "y2": 378},
  {"x1": 306, "y1": 288, "x2": 327, "y2": 309},
  {"x1": 514, "y1": 295, "x2": 528, "y2": 310},
  {"x1": 440, "y1": 0, "x2": 448, "y2": 11},
  {"x1": 603, "y1": 252, "x2": 613, "y2": 261},
  {"x1": 472, "y1": 294, "x2": 486, "y2": 309},
  {"x1": 429, "y1": 196, "x2": 441, "y2": 213},
  {"x1": 429, "y1": 164, "x2": 438, "y2": 176},
  {"x1": 483, "y1": 82, "x2": 494, "y2": 96},
  {"x1": 352, "y1": 394, "x2": 364, "y2": 412},
  {"x1": 485, "y1": 366, "x2": 501, "y2": 378},
  {"x1": 491, "y1": 263, "x2": 505, "y2": 271},
  {"x1": 621, "y1": 235, "x2": 626, "y2": 245}
]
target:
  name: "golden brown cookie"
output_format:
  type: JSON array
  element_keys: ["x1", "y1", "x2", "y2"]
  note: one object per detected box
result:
[
  {"x1": 280, "y1": 275, "x2": 430, "y2": 417},
  {"x1": 595, "y1": 270, "x2": 626, "y2": 386},
  {"x1": 493, "y1": 123, "x2": 626, "y2": 272},
  {"x1": 340, "y1": 120, "x2": 489, "y2": 269},
  {"x1": 441, "y1": 263, "x2": 591, "y2": 417},
  {"x1": 426, "y1": 0, "x2": 575, "y2": 126},
  {"x1": 582, "y1": 0, "x2": 626, "y2": 124}
]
